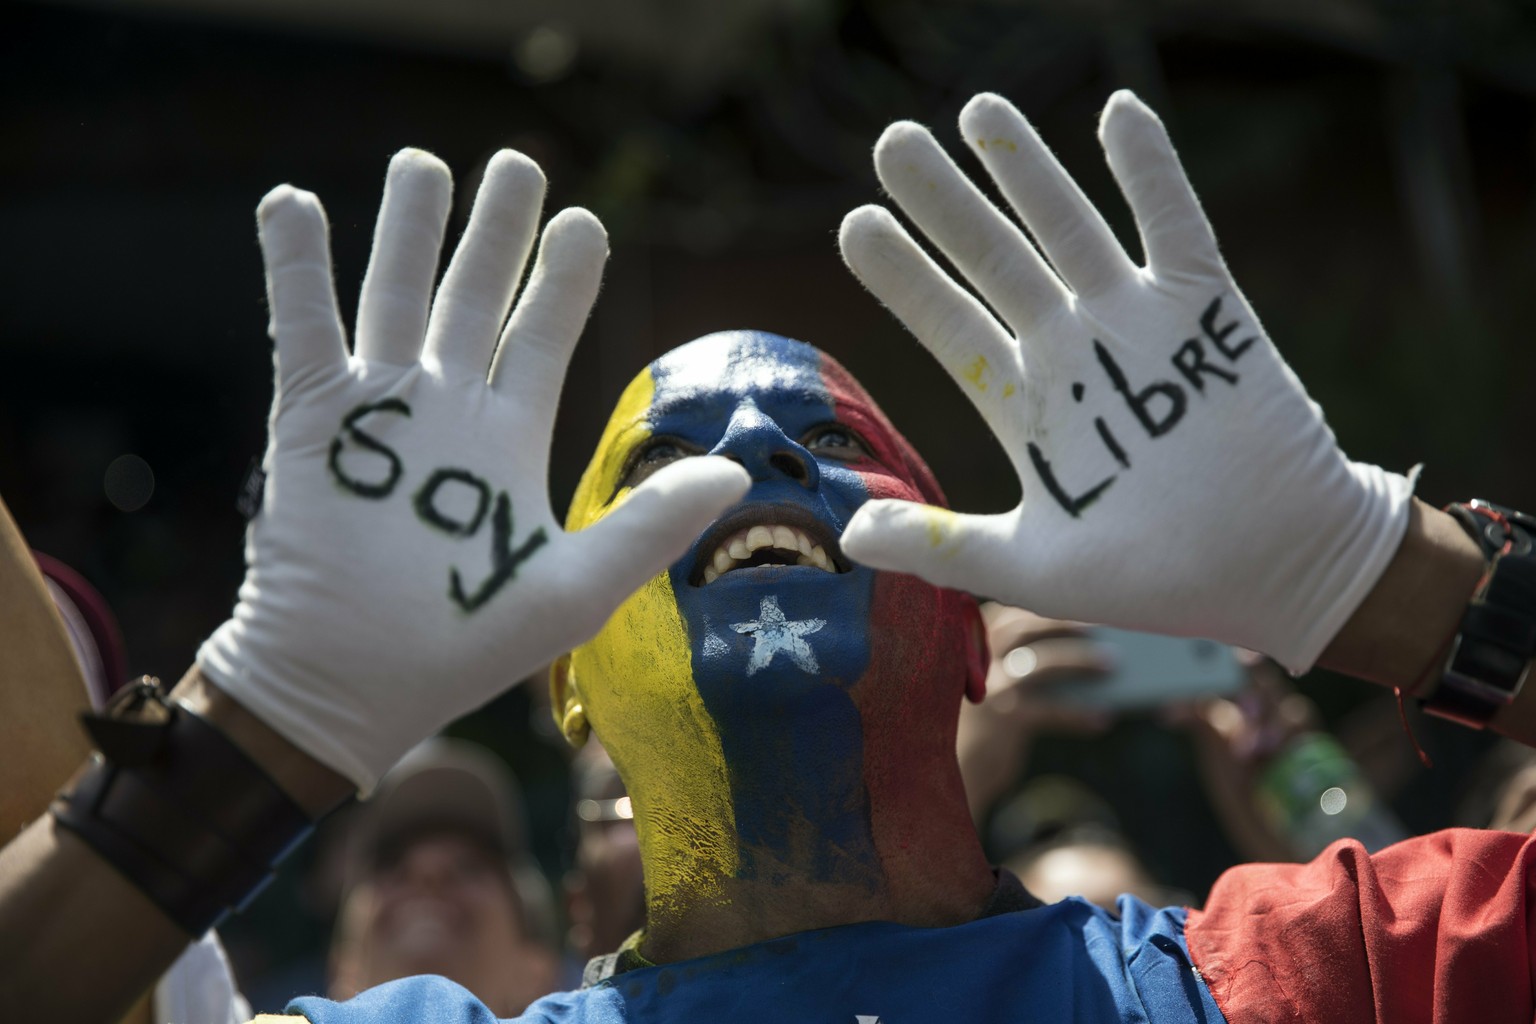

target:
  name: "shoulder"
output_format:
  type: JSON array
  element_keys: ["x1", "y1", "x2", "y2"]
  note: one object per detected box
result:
[
  {"x1": 1187, "y1": 829, "x2": 1536, "y2": 1024},
  {"x1": 284, "y1": 974, "x2": 599, "y2": 1023}
]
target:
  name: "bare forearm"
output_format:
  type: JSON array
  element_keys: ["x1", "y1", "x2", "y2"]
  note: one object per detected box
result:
[
  {"x1": 1318, "y1": 497, "x2": 1536, "y2": 746},
  {"x1": 173, "y1": 668, "x2": 355, "y2": 820},
  {"x1": 0, "y1": 811, "x2": 187, "y2": 1017},
  {"x1": 0, "y1": 668, "x2": 352, "y2": 1018}
]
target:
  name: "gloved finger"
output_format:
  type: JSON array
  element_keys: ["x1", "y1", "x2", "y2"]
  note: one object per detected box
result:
[
  {"x1": 874, "y1": 121, "x2": 1071, "y2": 336},
  {"x1": 1097, "y1": 91, "x2": 1223, "y2": 282},
  {"x1": 355, "y1": 149, "x2": 453, "y2": 366},
  {"x1": 566, "y1": 456, "x2": 750, "y2": 606},
  {"x1": 489, "y1": 208, "x2": 609, "y2": 472},
  {"x1": 839, "y1": 205, "x2": 1025, "y2": 446},
  {"x1": 257, "y1": 185, "x2": 348, "y2": 393},
  {"x1": 424, "y1": 150, "x2": 545, "y2": 378},
  {"x1": 959, "y1": 93, "x2": 1138, "y2": 301},
  {"x1": 841, "y1": 498, "x2": 1028, "y2": 598}
]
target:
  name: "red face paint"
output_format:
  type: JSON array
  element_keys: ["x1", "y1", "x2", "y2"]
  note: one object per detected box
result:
[{"x1": 818, "y1": 352, "x2": 989, "y2": 874}]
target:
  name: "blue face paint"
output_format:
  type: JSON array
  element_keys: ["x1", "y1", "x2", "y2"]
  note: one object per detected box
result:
[{"x1": 650, "y1": 331, "x2": 883, "y2": 885}]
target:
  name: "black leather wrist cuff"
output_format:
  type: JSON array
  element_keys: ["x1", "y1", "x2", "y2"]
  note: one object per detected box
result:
[{"x1": 51, "y1": 677, "x2": 315, "y2": 935}]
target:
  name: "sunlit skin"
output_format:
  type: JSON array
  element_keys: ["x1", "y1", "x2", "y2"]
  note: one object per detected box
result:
[{"x1": 554, "y1": 331, "x2": 995, "y2": 963}]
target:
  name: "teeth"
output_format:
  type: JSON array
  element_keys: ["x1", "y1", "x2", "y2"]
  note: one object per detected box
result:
[{"x1": 700, "y1": 523, "x2": 841, "y2": 584}]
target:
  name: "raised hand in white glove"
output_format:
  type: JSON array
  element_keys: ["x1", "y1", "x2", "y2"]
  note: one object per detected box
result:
[
  {"x1": 198, "y1": 150, "x2": 748, "y2": 789},
  {"x1": 838, "y1": 91, "x2": 1414, "y2": 673}
]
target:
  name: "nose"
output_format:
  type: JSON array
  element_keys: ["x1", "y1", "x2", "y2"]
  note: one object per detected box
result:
[
  {"x1": 712, "y1": 400, "x2": 819, "y2": 489},
  {"x1": 397, "y1": 844, "x2": 457, "y2": 892}
]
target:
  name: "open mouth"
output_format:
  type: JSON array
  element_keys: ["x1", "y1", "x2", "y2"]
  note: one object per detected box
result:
[{"x1": 690, "y1": 505, "x2": 850, "y2": 586}]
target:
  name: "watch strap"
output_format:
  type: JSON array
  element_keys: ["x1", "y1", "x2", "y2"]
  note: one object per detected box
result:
[{"x1": 1422, "y1": 502, "x2": 1536, "y2": 728}]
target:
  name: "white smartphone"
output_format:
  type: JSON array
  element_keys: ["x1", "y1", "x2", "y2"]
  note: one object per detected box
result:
[{"x1": 1033, "y1": 627, "x2": 1245, "y2": 710}]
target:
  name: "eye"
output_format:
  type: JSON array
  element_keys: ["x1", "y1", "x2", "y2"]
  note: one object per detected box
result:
[
  {"x1": 619, "y1": 436, "x2": 700, "y2": 489},
  {"x1": 801, "y1": 424, "x2": 869, "y2": 461}
]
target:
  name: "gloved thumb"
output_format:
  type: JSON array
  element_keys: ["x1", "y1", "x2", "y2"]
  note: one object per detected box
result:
[
  {"x1": 842, "y1": 499, "x2": 1023, "y2": 598},
  {"x1": 571, "y1": 456, "x2": 751, "y2": 600}
]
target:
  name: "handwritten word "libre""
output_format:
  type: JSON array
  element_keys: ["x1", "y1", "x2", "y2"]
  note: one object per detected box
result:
[
  {"x1": 1028, "y1": 296, "x2": 1256, "y2": 518},
  {"x1": 328, "y1": 401, "x2": 546, "y2": 612}
]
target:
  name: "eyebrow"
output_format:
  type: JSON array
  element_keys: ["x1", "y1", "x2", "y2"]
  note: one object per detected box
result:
[{"x1": 822, "y1": 399, "x2": 886, "y2": 441}]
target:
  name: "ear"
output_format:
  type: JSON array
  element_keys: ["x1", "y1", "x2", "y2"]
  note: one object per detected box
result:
[
  {"x1": 961, "y1": 596, "x2": 989, "y2": 704},
  {"x1": 550, "y1": 654, "x2": 590, "y2": 748}
]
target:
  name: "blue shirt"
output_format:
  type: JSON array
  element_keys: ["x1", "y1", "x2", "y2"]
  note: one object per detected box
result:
[{"x1": 290, "y1": 895, "x2": 1225, "y2": 1023}]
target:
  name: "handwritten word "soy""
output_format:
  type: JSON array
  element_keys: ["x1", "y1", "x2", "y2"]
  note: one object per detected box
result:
[
  {"x1": 1028, "y1": 295, "x2": 1255, "y2": 518},
  {"x1": 328, "y1": 400, "x2": 546, "y2": 612}
]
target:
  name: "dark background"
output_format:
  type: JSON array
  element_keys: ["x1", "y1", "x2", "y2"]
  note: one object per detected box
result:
[{"x1": 6, "y1": 0, "x2": 1536, "y2": 1009}]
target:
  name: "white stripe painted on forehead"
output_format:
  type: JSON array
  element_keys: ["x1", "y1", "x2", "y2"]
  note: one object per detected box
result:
[
  {"x1": 654, "y1": 340, "x2": 734, "y2": 392},
  {"x1": 654, "y1": 333, "x2": 822, "y2": 398}
]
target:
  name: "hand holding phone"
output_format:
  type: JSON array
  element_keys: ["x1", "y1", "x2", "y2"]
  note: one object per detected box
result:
[
  {"x1": 957, "y1": 606, "x2": 1117, "y2": 819},
  {"x1": 1030, "y1": 627, "x2": 1245, "y2": 711}
]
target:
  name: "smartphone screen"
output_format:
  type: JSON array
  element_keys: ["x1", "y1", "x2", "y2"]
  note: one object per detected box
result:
[{"x1": 1033, "y1": 627, "x2": 1244, "y2": 710}]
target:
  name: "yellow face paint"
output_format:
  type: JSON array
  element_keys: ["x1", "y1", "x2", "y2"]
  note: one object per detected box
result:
[{"x1": 563, "y1": 368, "x2": 738, "y2": 914}]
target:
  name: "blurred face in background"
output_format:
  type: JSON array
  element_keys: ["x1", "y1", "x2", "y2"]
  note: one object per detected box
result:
[{"x1": 329, "y1": 829, "x2": 559, "y2": 1016}]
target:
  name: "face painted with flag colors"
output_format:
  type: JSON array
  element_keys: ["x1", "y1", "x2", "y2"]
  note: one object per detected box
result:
[{"x1": 556, "y1": 331, "x2": 984, "y2": 921}]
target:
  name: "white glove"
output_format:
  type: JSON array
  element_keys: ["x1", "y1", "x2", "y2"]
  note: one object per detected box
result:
[
  {"x1": 838, "y1": 90, "x2": 1414, "y2": 672},
  {"x1": 199, "y1": 149, "x2": 748, "y2": 788}
]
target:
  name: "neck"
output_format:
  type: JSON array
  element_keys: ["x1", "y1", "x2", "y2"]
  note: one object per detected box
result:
[{"x1": 632, "y1": 750, "x2": 995, "y2": 964}]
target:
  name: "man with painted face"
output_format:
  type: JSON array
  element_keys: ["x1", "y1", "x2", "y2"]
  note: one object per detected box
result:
[
  {"x1": 551, "y1": 331, "x2": 998, "y2": 970},
  {"x1": 5, "y1": 90, "x2": 1536, "y2": 1024}
]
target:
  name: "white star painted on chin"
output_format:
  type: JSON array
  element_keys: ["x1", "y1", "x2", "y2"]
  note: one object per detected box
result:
[
  {"x1": 701, "y1": 616, "x2": 729, "y2": 658},
  {"x1": 730, "y1": 595, "x2": 825, "y2": 676}
]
